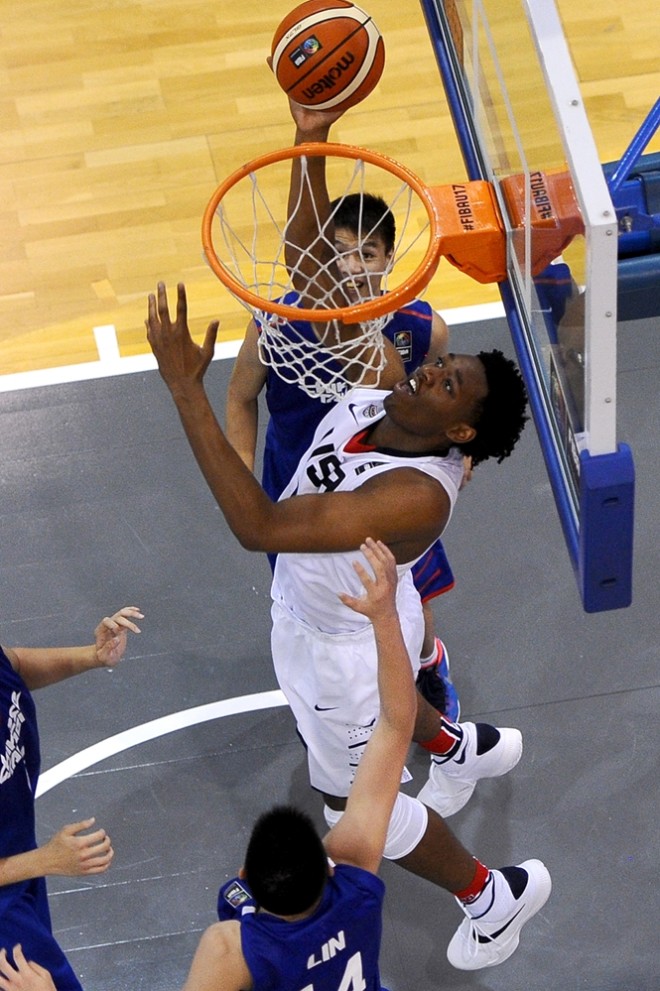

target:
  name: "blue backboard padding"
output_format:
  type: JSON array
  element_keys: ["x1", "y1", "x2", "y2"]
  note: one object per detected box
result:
[
  {"x1": 579, "y1": 445, "x2": 635, "y2": 612},
  {"x1": 618, "y1": 254, "x2": 660, "y2": 321}
]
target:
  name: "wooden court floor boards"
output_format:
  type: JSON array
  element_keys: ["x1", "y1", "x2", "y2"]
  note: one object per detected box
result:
[{"x1": 1, "y1": 0, "x2": 659, "y2": 375}]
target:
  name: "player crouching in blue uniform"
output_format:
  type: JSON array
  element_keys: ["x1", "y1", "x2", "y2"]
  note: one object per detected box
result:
[{"x1": 184, "y1": 540, "x2": 414, "y2": 991}]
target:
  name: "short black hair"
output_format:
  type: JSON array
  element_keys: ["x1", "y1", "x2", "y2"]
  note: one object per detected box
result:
[
  {"x1": 460, "y1": 349, "x2": 529, "y2": 467},
  {"x1": 330, "y1": 193, "x2": 396, "y2": 254},
  {"x1": 244, "y1": 805, "x2": 328, "y2": 916}
]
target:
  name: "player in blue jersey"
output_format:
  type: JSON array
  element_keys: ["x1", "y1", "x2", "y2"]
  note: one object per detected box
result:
[
  {"x1": 227, "y1": 191, "x2": 460, "y2": 720},
  {"x1": 0, "y1": 606, "x2": 142, "y2": 991},
  {"x1": 180, "y1": 539, "x2": 419, "y2": 991}
]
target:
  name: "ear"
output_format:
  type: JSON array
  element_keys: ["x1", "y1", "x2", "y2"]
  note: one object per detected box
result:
[
  {"x1": 446, "y1": 422, "x2": 476, "y2": 445},
  {"x1": 238, "y1": 866, "x2": 246, "y2": 879}
]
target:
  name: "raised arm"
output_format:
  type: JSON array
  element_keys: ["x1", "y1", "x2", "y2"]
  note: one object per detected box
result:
[
  {"x1": 283, "y1": 100, "x2": 346, "y2": 290},
  {"x1": 323, "y1": 539, "x2": 416, "y2": 874},
  {"x1": 225, "y1": 318, "x2": 267, "y2": 473},
  {"x1": 146, "y1": 283, "x2": 450, "y2": 562}
]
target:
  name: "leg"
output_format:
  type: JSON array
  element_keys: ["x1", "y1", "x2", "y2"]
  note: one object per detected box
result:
[
  {"x1": 324, "y1": 790, "x2": 477, "y2": 891},
  {"x1": 324, "y1": 791, "x2": 551, "y2": 971},
  {"x1": 393, "y1": 804, "x2": 480, "y2": 891},
  {"x1": 412, "y1": 542, "x2": 460, "y2": 720},
  {"x1": 414, "y1": 692, "x2": 523, "y2": 817},
  {"x1": 420, "y1": 598, "x2": 437, "y2": 658}
]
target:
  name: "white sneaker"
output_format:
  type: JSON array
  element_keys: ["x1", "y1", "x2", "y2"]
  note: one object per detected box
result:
[
  {"x1": 447, "y1": 860, "x2": 552, "y2": 970},
  {"x1": 417, "y1": 722, "x2": 523, "y2": 816}
]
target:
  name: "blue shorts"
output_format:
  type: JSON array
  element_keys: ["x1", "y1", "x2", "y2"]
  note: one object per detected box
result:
[
  {"x1": 411, "y1": 539, "x2": 455, "y2": 602},
  {"x1": 0, "y1": 880, "x2": 82, "y2": 991}
]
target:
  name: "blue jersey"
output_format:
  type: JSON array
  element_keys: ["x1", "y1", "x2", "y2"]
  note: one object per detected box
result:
[
  {"x1": 0, "y1": 647, "x2": 83, "y2": 991},
  {"x1": 218, "y1": 865, "x2": 385, "y2": 991},
  {"x1": 0, "y1": 647, "x2": 40, "y2": 896},
  {"x1": 259, "y1": 295, "x2": 434, "y2": 503}
]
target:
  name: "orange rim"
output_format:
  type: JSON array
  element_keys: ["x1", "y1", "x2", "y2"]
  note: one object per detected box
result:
[{"x1": 202, "y1": 142, "x2": 443, "y2": 324}]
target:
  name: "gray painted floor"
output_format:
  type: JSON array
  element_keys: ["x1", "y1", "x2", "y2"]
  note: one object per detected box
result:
[{"x1": 0, "y1": 314, "x2": 658, "y2": 990}]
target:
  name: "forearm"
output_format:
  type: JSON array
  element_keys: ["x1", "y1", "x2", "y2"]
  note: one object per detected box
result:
[
  {"x1": 286, "y1": 122, "x2": 333, "y2": 280},
  {"x1": 9, "y1": 644, "x2": 98, "y2": 691},
  {"x1": 172, "y1": 382, "x2": 275, "y2": 550},
  {"x1": 0, "y1": 847, "x2": 48, "y2": 887},
  {"x1": 372, "y1": 614, "x2": 416, "y2": 738}
]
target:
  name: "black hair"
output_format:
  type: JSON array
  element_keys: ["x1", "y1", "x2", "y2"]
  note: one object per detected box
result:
[
  {"x1": 330, "y1": 193, "x2": 396, "y2": 254},
  {"x1": 460, "y1": 349, "x2": 529, "y2": 467},
  {"x1": 244, "y1": 805, "x2": 328, "y2": 916}
]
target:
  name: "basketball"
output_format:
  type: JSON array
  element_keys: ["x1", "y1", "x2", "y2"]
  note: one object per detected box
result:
[{"x1": 271, "y1": 1, "x2": 385, "y2": 112}]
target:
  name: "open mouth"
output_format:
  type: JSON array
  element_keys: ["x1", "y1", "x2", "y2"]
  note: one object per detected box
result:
[{"x1": 396, "y1": 375, "x2": 418, "y2": 395}]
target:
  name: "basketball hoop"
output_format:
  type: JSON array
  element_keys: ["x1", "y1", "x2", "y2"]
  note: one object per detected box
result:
[
  {"x1": 202, "y1": 142, "x2": 507, "y2": 398},
  {"x1": 202, "y1": 142, "x2": 444, "y2": 326}
]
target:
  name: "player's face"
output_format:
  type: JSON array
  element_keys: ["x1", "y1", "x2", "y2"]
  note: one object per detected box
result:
[
  {"x1": 333, "y1": 227, "x2": 393, "y2": 302},
  {"x1": 384, "y1": 353, "x2": 488, "y2": 442}
]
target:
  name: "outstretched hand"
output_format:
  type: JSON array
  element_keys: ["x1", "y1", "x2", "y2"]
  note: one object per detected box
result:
[
  {"x1": 146, "y1": 282, "x2": 219, "y2": 395},
  {"x1": 39, "y1": 818, "x2": 114, "y2": 877},
  {"x1": 339, "y1": 538, "x2": 398, "y2": 621},
  {"x1": 95, "y1": 606, "x2": 143, "y2": 668},
  {"x1": 265, "y1": 56, "x2": 347, "y2": 136},
  {"x1": 287, "y1": 96, "x2": 347, "y2": 137},
  {"x1": 0, "y1": 947, "x2": 56, "y2": 991}
]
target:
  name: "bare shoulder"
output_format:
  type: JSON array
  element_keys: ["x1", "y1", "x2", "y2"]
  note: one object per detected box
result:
[
  {"x1": 183, "y1": 920, "x2": 253, "y2": 991},
  {"x1": 427, "y1": 310, "x2": 449, "y2": 360},
  {"x1": 227, "y1": 320, "x2": 267, "y2": 398}
]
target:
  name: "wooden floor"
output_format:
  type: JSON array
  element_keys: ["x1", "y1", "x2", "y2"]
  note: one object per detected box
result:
[{"x1": 1, "y1": 0, "x2": 658, "y2": 374}]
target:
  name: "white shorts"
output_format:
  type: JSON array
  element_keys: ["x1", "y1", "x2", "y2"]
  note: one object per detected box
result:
[{"x1": 270, "y1": 578, "x2": 424, "y2": 796}]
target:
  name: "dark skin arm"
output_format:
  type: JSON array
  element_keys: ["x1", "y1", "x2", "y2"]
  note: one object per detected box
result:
[{"x1": 146, "y1": 283, "x2": 450, "y2": 563}]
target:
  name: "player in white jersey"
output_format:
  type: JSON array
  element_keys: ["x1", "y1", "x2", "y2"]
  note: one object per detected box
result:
[
  {"x1": 147, "y1": 279, "x2": 552, "y2": 972},
  {"x1": 271, "y1": 387, "x2": 463, "y2": 798}
]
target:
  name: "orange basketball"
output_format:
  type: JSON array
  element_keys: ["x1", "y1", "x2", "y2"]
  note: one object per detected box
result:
[{"x1": 271, "y1": 1, "x2": 385, "y2": 112}]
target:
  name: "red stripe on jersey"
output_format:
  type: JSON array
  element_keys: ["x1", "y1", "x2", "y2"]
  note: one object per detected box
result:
[{"x1": 344, "y1": 428, "x2": 377, "y2": 454}]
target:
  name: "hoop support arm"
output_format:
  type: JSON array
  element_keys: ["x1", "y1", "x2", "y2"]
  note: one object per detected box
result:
[{"x1": 428, "y1": 180, "x2": 507, "y2": 283}]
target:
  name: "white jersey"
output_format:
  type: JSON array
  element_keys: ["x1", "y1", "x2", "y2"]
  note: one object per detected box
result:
[{"x1": 271, "y1": 388, "x2": 464, "y2": 635}]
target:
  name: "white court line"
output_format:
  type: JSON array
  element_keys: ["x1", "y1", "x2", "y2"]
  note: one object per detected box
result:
[
  {"x1": 445, "y1": 301, "x2": 505, "y2": 326},
  {"x1": 0, "y1": 338, "x2": 242, "y2": 394},
  {"x1": 0, "y1": 302, "x2": 505, "y2": 394},
  {"x1": 36, "y1": 690, "x2": 288, "y2": 798}
]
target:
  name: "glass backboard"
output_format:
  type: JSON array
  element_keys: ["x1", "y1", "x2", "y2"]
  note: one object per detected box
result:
[{"x1": 420, "y1": 0, "x2": 634, "y2": 611}]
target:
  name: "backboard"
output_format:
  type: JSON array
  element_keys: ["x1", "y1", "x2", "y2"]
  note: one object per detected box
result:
[{"x1": 420, "y1": 0, "x2": 634, "y2": 611}]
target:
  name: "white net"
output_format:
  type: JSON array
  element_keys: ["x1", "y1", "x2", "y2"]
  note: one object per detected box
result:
[{"x1": 205, "y1": 146, "x2": 436, "y2": 399}]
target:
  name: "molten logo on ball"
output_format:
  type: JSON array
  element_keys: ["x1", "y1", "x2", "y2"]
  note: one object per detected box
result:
[{"x1": 301, "y1": 52, "x2": 356, "y2": 99}]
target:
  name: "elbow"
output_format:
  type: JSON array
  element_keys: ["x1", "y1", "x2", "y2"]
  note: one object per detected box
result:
[
  {"x1": 237, "y1": 533, "x2": 264, "y2": 553},
  {"x1": 233, "y1": 524, "x2": 274, "y2": 554}
]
